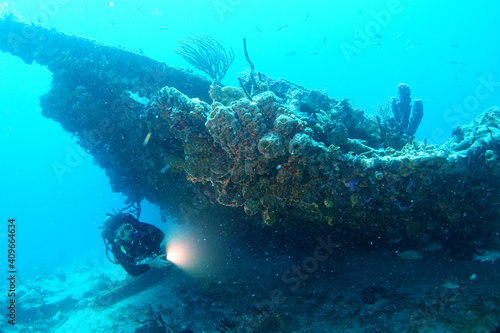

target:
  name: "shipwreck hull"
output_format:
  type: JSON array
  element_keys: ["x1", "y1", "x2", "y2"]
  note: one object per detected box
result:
[{"x1": 2, "y1": 16, "x2": 499, "y2": 247}]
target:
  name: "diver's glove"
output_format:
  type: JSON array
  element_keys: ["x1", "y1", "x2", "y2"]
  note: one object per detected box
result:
[{"x1": 148, "y1": 254, "x2": 172, "y2": 269}]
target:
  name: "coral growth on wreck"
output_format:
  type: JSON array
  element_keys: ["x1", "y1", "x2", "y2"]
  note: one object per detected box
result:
[{"x1": 2, "y1": 17, "x2": 499, "y2": 249}]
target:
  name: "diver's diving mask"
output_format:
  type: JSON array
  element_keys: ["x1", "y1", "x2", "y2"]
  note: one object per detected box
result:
[{"x1": 116, "y1": 223, "x2": 133, "y2": 240}]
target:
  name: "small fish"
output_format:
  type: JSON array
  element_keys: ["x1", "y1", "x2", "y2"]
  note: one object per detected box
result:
[
  {"x1": 322, "y1": 36, "x2": 327, "y2": 45},
  {"x1": 143, "y1": 131, "x2": 152, "y2": 146},
  {"x1": 450, "y1": 44, "x2": 459, "y2": 48},
  {"x1": 406, "y1": 40, "x2": 418, "y2": 49},
  {"x1": 133, "y1": 6, "x2": 142, "y2": 11},
  {"x1": 151, "y1": 8, "x2": 161, "y2": 15},
  {"x1": 370, "y1": 33, "x2": 382, "y2": 39},
  {"x1": 370, "y1": 41, "x2": 382, "y2": 49},
  {"x1": 310, "y1": 50, "x2": 320, "y2": 55},
  {"x1": 449, "y1": 61, "x2": 457, "y2": 65},
  {"x1": 407, "y1": 40, "x2": 421, "y2": 48},
  {"x1": 156, "y1": 26, "x2": 168, "y2": 31},
  {"x1": 395, "y1": 34, "x2": 404, "y2": 39},
  {"x1": 305, "y1": 11, "x2": 309, "y2": 22},
  {"x1": 287, "y1": 50, "x2": 297, "y2": 56},
  {"x1": 277, "y1": 24, "x2": 288, "y2": 31},
  {"x1": 256, "y1": 26, "x2": 262, "y2": 33},
  {"x1": 424, "y1": 241, "x2": 443, "y2": 252},
  {"x1": 441, "y1": 281, "x2": 460, "y2": 289},
  {"x1": 387, "y1": 237, "x2": 404, "y2": 245},
  {"x1": 397, "y1": 250, "x2": 423, "y2": 260},
  {"x1": 473, "y1": 250, "x2": 500, "y2": 263}
]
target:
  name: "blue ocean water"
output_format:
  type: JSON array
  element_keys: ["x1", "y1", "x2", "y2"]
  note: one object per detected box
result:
[{"x1": 1, "y1": 0, "x2": 500, "y2": 331}]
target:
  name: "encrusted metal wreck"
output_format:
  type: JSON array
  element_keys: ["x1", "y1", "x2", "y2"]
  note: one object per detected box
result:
[{"x1": 2, "y1": 15, "x2": 499, "y2": 247}]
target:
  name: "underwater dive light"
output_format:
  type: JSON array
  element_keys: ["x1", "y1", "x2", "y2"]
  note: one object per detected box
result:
[
  {"x1": 166, "y1": 242, "x2": 188, "y2": 265},
  {"x1": 166, "y1": 237, "x2": 197, "y2": 272},
  {"x1": 165, "y1": 225, "x2": 222, "y2": 276}
]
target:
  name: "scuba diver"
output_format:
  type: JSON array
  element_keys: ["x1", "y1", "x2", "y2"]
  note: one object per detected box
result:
[{"x1": 101, "y1": 204, "x2": 171, "y2": 276}]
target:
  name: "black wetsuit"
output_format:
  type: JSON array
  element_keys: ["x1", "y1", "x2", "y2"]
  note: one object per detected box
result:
[{"x1": 110, "y1": 218, "x2": 165, "y2": 276}]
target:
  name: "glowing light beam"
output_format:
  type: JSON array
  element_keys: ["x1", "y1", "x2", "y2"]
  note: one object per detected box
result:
[
  {"x1": 166, "y1": 234, "x2": 202, "y2": 274},
  {"x1": 165, "y1": 225, "x2": 223, "y2": 277},
  {"x1": 166, "y1": 241, "x2": 192, "y2": 268}
]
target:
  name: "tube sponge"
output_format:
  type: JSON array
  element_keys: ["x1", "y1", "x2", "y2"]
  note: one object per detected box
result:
[
  {"x1": 408, "y1": 99, "x2": 423, "y2": 136},
  {"x1": 390, "y1": 84, "x2": 424, "y2": 136},
  {"x1": 397, "y1": 83, "x2": 412, "y2": 129}
]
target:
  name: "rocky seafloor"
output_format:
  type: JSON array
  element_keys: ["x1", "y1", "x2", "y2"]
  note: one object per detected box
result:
[{"x1": 4, "y1": 223, "x2": 500, "y2": 333}]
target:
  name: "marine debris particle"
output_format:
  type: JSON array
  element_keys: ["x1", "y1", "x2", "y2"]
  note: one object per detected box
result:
[{"x1": 1, "y1": 16, "x2": 500, "y2": 248}]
